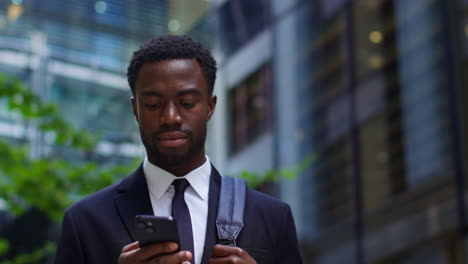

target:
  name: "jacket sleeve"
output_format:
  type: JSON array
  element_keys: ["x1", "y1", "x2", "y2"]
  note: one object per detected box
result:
[
  {"x1": 277, "y1": 205, "x2": 303, "y2": 264},
  {"x1": 54, "y1": 209, "x2": 85, "y2": 264}
]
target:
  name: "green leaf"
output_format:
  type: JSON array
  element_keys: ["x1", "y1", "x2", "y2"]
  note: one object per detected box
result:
[
  {"x1": 0, "y1": 74, "x2": 137, "y2": 261},
  {"x1": 0, "y1": 238, "x2": 10, "y2": 256}
]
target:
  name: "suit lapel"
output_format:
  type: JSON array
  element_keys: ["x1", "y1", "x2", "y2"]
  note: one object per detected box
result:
[
  {"x1": 114, "y1": 164, "x2": 154, "y2": 241},
  {"x1": 200, "y1": 164, "x2": 221, "y2": 264}
]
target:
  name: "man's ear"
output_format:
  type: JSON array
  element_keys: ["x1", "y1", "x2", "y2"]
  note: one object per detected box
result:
[
  {"x1": 131, "y1": 96, "x2": 139, "y2": 123},
  {"x1": 207, "y1": 95, "x2": 217, "y2": 120}
]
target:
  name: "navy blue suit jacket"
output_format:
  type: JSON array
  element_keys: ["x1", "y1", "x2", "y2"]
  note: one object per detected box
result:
[{"x1": 55, "y1": 164, "x2": 303, "y2": 264}]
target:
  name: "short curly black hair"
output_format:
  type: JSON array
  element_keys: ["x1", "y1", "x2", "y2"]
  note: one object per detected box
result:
[{"x1": 127, "y1": 35, "x2": 217, "y2": 96}]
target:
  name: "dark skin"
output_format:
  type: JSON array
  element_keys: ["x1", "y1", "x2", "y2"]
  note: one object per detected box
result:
[
  {"x1": 209, "y1": 245, "x2": 256, "y2": 264},
  {"x1": 131, "y1": 59, "x2": 215, "y2": 176},
  {"x1": 120, "y1": 59, "x2": 256, "y2": 263}
]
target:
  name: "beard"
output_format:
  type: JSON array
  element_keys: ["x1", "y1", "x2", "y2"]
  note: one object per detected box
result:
[{"x1": 139, "y1": 125, "x2": 206, "y2": 167}]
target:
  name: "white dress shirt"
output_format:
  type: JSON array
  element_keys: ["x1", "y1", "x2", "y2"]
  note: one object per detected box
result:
[{"x1": 143, "y1": 156, "x2": 211, "y2": 264}]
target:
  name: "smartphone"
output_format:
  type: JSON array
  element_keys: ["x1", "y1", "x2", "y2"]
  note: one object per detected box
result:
[{"x1": 134, "y1": 215, "x2": 180, "y2": 247}]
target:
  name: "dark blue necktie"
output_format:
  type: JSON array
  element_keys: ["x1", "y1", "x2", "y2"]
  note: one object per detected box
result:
[{"x1": 172, "y1": 179, "x2": 194, "y2": 263}]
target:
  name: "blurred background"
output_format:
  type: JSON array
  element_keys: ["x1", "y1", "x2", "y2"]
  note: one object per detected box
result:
[{"x1": 0, "y1": 0, "x2": 467, "y2": 263}]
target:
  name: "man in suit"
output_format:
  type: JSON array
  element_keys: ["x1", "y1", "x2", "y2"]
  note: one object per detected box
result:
[{"x1": 55, "y1": 35, "x2": 302, "y2": 264}]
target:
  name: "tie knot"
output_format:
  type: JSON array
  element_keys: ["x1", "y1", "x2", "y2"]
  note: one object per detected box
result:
[{"x1": 172, "y1": 179, "x2": 190, "y2": 193}]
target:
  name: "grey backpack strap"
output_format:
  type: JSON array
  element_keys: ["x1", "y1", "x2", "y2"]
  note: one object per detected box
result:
[{"x1": 216, "y1": 176, "x2": 247, "y2": 247}]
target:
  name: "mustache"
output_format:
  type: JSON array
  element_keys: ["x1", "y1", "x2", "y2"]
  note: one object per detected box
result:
[{"x1": 153, "y1": 128, "x2": 192, "y2": 138}]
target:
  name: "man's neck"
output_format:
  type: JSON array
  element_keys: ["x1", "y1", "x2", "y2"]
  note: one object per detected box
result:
[{"x1": 148, "y1": 155, "x2": 207, "y2": 176}]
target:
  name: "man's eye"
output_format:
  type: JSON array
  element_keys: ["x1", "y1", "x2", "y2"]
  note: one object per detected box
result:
[
  {"x1": 181, "y1": 102, "x2": 196, "y2": 108},
  {"x1": 146, "y1": 104, "x2": 160, "y2": 109}
]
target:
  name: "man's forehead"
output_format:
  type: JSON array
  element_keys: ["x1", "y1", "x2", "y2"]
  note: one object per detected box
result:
[
  {"x1": 142, "y1": 58, "x2": 199, "y2": 68},
  {"x1": 135, "y1": 59, "x2": 207, "y2": 90}
]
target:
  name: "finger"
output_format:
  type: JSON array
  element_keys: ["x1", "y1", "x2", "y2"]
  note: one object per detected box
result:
[
  {"x1": 137, "y1": 242, "x2": 179, "y2": 261},
  {"x1": 121, "y1": 241, "x2": 140, "y2": 253},
  {"x1": 150, "y1": 250, "x2": 192, "y2": 264},
  {"x1": 209, "y1": 256, "x2": 234, "y2": 264},
  {"x1": 119, "y1": 242, "x2": 141, "y2": 264},
  {"x1": 211, "y1": 244, "x2": 244, "y2": 257}
]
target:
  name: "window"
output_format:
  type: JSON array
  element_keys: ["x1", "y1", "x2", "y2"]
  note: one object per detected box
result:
[
  {"x1": 50, "y1": 76, "x2": 135, "y2": 143},
  {"x1": 298, "y1": 14, "x2": 355, "y2": 229},
  {"x1": 217, "y1": 0, "x2": 271, "y2": 56},
  {"x1": 228, "y1": 63, "x2": 272, "y2": 155}
]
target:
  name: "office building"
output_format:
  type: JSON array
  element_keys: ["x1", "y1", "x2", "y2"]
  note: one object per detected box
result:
[{"x1": 208, "y1": 0, "x2": 468, "y2": 263}]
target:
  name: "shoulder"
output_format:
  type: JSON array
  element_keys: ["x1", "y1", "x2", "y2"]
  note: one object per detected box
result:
[
  {"x1": 66, "y1": 181, "x2": 120, "y2": 217},
  {"x1": 244, "y1": 187, "x2": 292, "y2": 218},
  {"x1": 66, "y1": 164, "x2": 143, "y2": 216},
  {"x1": 246, "y1": 187, "x2": 287, "y2": 206}
]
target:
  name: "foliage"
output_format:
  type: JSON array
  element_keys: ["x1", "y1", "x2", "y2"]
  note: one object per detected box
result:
[
  {"x1": 0, "y1": 242, "x2": 54, "y2": 264},
  {"x1": 0, "y1": 74, "x2": 137, "y2": 263},
  {"x1": 0, "y1": 239, "x2": 9, "y2": 256},
  {"x1": 237, "y1": 154, "x2": 316, "y2": 189},
  {"x1": 0, "y1": 75, "x2": 96, "y2": 151}
]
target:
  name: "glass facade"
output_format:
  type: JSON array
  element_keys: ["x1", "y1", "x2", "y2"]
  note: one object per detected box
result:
[
  {"x1": 216, "y1": 0, "x2": 271, "y2": 57},
  {"x1": 297, "y1": 0, "x2": 464, "y2": 263},
  {"x1": 49, "y1": 76, "x2": 135, "y2": 140},
  {"x1": 228, "y1": 63, "x2": 272, "y2": 155},
  {"x1": 0, "y1": 0, "x2": 172, "y2": 162},
  {"x1": 215, "y1": 0, "x2": 468, "y2": 263},
  {"x1": 0, "y1": 0, "x2": 168, "y2": 71}
]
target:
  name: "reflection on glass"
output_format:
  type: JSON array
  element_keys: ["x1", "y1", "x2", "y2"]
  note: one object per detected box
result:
[
  {"x1": 300, "y1": 13, "x2": 354, "y2": 229},
  {"x1": 218, "y1": 0, "x2": 270, "y2": 56},
  {"x1": 228, "y1": 63, "x2": 272, "y2": 155},
  {"x1": 394, "y1": 0, "x2": 454, "y2": 188},
  {"x1": 50, "y1": 76, "x2": 135, "y2": 142}
]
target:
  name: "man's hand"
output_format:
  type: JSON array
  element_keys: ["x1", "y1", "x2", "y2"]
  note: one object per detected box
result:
[
  {"x1": 209, "y1": 244, "x2": 256, "y2": 264},
  {"x1": 118, "y1": 241, "x2": 192, "y2": 264}
]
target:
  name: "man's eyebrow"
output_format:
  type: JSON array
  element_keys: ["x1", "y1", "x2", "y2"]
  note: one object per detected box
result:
[
  {"x1": 177, "y1": 90, "x2": 202, "y2": 96},
  {"x1": 141, "y1": 91, "x2": 162, "y2": 97}
]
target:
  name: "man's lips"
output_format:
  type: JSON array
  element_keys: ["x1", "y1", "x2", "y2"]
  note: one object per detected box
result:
[{"x1": 157, "y1": 132, "x2": 189, "y2": 148}]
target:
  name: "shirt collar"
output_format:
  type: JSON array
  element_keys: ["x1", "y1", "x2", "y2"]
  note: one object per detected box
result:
[{"x1": 143, "y1": 156, "x2": 211, "y2": 201}]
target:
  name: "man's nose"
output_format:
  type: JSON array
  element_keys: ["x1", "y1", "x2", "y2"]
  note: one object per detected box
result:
[{"x1": 160, "y1": 102, "x2": 182, "y2": 127}]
